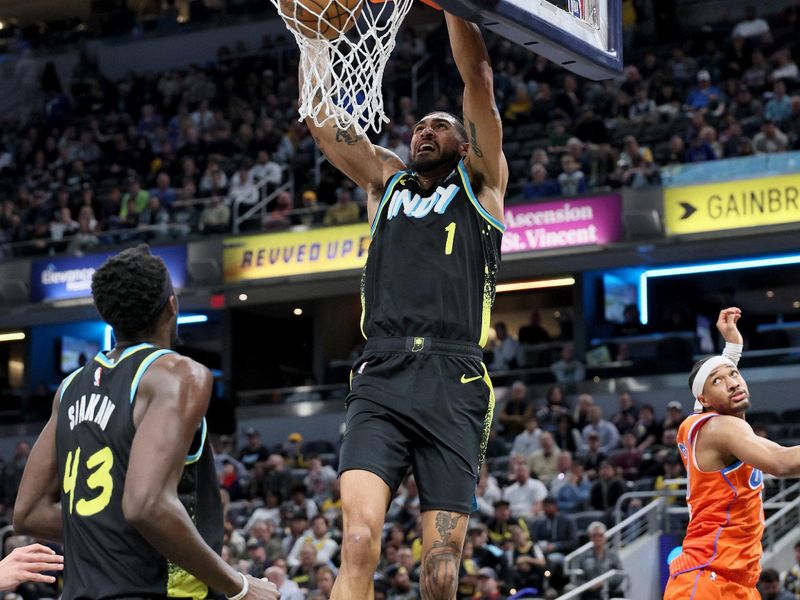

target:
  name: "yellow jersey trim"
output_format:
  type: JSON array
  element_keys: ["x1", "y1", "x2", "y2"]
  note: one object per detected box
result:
[
  {"x1": 479, "y1": 363, "x2": 496, "y2": 466},
  {"x1": 93, "y1": 343, "x2": 154, "y2": 369}
]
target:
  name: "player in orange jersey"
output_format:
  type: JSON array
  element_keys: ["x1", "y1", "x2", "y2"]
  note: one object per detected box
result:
[{"x1": 664, "y1": 307, "x2": 800, "y2": 599}]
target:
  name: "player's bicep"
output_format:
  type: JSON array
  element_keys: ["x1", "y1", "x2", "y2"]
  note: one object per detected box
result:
[
  {"x1": 462, "y1": 68, "x2": 508, "y2": 192},
  {"x1": 714, "y1": 417, "x2": 784, "y2": 475},
  {"x1": 125, "y1": 360, "x2": 211, "y2": 501}
]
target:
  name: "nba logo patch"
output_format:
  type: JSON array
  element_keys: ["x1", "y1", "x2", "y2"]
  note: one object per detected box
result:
[
  {"x1": 678, "y1": 443, "x2": 688, "y2": 459},
  {"x1": 93, "y1": 367, "x2": 102, "y2": 387}
]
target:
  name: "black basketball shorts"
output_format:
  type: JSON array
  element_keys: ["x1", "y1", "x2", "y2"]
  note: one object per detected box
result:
[{"x1": 338, "y1": 336, "x2": 496, "y2": 514}]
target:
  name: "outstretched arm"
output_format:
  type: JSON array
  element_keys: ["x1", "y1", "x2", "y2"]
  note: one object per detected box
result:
[
  {"x1": 704, "y1": 416, "x2": 800, "y2": 477},
  {"x1": 299, "y1": 63, "x2": 405, "y2": 219},
  {"x1": 445, "y1": 13, "x2": 508, "y2": 214}
]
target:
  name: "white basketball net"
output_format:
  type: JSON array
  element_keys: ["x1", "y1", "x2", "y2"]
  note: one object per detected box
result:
[{"x1": 271, "y1": 0, "x2": 415, "y2": 135}]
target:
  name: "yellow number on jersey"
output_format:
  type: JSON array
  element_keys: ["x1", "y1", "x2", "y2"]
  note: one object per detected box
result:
[
  {"x1": 76, "y1": 447, "x2": 114, "y2": 516},
  {"x1": 63, "y1": 448, "x2": 81, "y2": 514},
  {"x1": 62, "y1": 446, "x2": 115, "y2": 517},
  {"x1": 444, "y1": 222, "x2": 456, "y2": 255}
]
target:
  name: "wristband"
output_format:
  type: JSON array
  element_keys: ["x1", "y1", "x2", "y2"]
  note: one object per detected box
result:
[
  {"x1": 722, "y1": 342, "x2": 743, "y2": 366},
  {"x1": 226, "y1": 572, "x2": 249, "y2": 600}
]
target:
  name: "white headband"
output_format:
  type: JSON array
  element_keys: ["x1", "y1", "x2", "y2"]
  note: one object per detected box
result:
[{"x1": 691, "y1": 341, "x2": 743, "y2": 412}]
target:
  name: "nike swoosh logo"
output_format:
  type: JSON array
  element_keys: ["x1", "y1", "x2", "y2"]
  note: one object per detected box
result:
[{"x1": 460, "y1": 374, "x2": 482, "y2": 384}]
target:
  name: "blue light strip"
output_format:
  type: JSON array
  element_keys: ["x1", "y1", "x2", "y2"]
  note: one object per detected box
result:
[
  {"x1": 103, "y1": 314, "x2": 208, "y2": 350},
  {"x1": 639, "y1": 254, "x2": 800, "y2": 325},
  {"x1": 177, "y1": 314, "x2": 209, "y2": 325}
]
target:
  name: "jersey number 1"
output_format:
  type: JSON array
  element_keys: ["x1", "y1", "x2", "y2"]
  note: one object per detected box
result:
[
  {"x1": 444, "y1": 222, "x2": 456, "y2": 255},
  {"x1": 63, "y1": 446, "x2": 114, "y2": 516}
]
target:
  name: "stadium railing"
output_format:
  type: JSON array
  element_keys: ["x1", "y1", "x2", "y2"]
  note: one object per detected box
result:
[
  {"x1": 557, "y1": 569, "x2": 630, "y2": 600},
  {"x1": 231, "y1": 167, "x2": 295, "y2": 233},
  {"x1": 564, "y1": 498, "x2": 664, "y2": 585},
  {"x1": 764, "y1": 492, "x2": 800, "y2": 551}
]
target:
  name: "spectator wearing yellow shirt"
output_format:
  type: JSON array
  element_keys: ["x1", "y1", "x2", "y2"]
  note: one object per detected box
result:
[
  {"x1": 323, "y1": 187, "x2": 361, "y2": 226},
  {"x1": 119, "y1": 177, "x2": 149, "y2": 219}
]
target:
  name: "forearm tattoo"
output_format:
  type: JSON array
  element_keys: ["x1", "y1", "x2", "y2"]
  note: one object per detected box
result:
[{"x1": 335, "y1": 127, "x2": 363, "y2": 145}]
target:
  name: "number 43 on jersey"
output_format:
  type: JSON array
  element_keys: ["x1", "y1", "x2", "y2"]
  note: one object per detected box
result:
[{"x1": 63, "y1": 446, "x2": 114, "y2": 516}]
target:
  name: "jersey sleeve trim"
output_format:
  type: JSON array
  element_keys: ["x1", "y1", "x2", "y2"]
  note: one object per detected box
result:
[
  {"x1": 94, "y1": 343, "x2": 155, "y2": 369},
  {"x1": 185, "y1": 417, "x2": 208, "y2": 465},
  {"x1": 370, "y1": 170, "x2": 407, "y2": 238},
  {"x1": 59, "y1": 366, "x2": 84, "y2": 403},
  {"x1": 689, "y1": 413, "x2": 720, "y2": 474},
  {"x1": 456, "y1": 160, "x2": 505, "y2": 233},
  {"x1": 129, "y1": 349, "x2": 175, "y2": 404},
  {"x1": 720, "y1": 460, "x2": 743, "y2": 475}
]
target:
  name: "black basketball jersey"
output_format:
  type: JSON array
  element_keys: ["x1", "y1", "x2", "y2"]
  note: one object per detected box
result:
[
  {"x1": 56, "y1": 343, "x2": 222, "y2": 600},
  {"x1": 361, "y1": 159, "x2": 504, "y2": 345}
]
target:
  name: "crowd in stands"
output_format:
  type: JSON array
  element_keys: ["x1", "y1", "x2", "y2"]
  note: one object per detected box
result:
[
  {"x1": 0, "y1": 387, "x2": 687, "y2": 599},
  {"x1": 2, "y1": 384, "x2": 800, "y2": 598},
  {"x1": 1, "y1": 3, "x2": 800, "y2": 256}
]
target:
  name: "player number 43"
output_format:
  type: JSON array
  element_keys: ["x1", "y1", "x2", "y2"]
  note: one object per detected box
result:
[
  {"x1": 444, "y1": 222, "x2": 456, "y2": 255},
  {"x1": 63, "y1": 446, "x2": 114, "y2": 517}
]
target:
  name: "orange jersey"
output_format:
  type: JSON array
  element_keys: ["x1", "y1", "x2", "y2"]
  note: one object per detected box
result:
[{"x1": 669, "y1": 412, "x2": 764, "y2": 588}]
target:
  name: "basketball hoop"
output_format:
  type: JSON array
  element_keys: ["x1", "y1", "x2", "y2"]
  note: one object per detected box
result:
[{"x1": 272, "y1": 0, "x2": 426, "y2": 135}]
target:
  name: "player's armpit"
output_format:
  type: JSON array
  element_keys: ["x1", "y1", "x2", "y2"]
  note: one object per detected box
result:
[{"x1": 704, "y1": 416, "x2": 800, "y2": 476}]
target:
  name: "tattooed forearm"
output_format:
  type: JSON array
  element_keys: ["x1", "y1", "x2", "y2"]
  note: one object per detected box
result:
[
  {"x1": 335, "y1": 127, "x2": 363, "y2": 145},
  {"x1": 468, "y1": 120, "x2": 484, "y2": 157}
]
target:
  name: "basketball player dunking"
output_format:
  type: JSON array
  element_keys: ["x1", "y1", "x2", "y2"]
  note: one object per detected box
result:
[
  {"x1": 14, "y1": 245, "x2": 278, "y2": 600},
  {"x1": 305, "y1": 12, "x2": 507, "y2": 600},
  {"x1": 665, "y1": 307, "x2": 800, "y2": 600}
]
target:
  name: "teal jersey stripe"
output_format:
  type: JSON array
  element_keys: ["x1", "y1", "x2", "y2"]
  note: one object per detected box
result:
[
  {"x1": 370, "y1": 170, "x2": 408, "y2": 238},
  {"x1": 129, "y1": 349, "x2": 175, "y2": 404},
  {"x1": 59, "y1": 367, "x2": 84, "y2": 403},
  {"x1": 185, "y1": 417, "x2": 208, "y2": 465},
  {"x1": 94, "y1": 343, "x2": 155, "y2": 369},
  {"x1": 457, "y1": 161, "x2": 505, "y2": 232}
]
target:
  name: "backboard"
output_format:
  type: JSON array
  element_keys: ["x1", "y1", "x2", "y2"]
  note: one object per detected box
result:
[{"x1": 435, "y1": 0, "x2": 623, "y2": 80}]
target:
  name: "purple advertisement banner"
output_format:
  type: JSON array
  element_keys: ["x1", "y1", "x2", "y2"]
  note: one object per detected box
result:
[{"x1": 501, "y1": 194, "x2": 623, "y2": 254}]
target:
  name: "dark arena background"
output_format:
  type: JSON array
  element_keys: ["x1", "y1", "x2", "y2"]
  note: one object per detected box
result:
[{"x1": 0, "y1": 0, "x2": 799, "y2": 598}]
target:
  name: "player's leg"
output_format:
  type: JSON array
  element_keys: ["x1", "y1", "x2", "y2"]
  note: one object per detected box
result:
[
  {"x1": 330, "y1": 469, "x2": 391, "y2": 600},
  {"x1": 420, "y1": 509, "x2": 469, "y2": 600},
  {"x1": 334, "y1": 395, "x2": 412, "y2": 600},
  {"x1": 412, "y1": 354, "x2": 493, "y2": 599}
]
